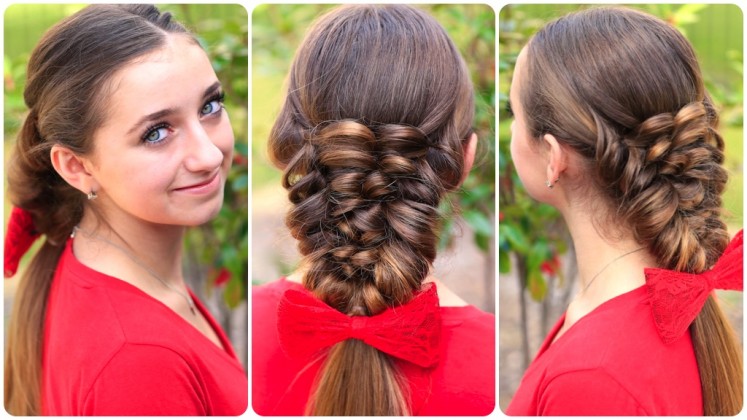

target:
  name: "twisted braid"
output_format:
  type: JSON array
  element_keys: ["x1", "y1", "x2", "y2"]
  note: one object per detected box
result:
[
  {"x1": 284, "y1": 120, "x2": 448, "y2": 315},
  {"x1": 592, "y1": 100, "x2": 728, "y2": 272},
  {"x1": 268, "y1": 5, "x2": 474, "y2": 414},
  {"x1": 522, "y1": 7, "x2": 741, "y2": 414}
]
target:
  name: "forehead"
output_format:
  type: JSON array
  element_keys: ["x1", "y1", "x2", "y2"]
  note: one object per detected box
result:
[
  {"x1": 102, "y1": 35, "x2": 214, "y2": 121},
  {"x1": 510, "y1": 47, "x2": 528, "y2": 97}
]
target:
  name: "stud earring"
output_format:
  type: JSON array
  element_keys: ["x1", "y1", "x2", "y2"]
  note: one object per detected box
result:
[
  {"x1": 545, "y1": 180, "x2": 553, "y2": 189},
  {"x1": 87, "y1": 191, "x2": 98, "y2": 200}
]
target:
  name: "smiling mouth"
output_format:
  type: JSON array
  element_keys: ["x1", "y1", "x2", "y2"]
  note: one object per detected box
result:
[{"x1": 174, "y1": 171, "x2": 221, "y2": 193}]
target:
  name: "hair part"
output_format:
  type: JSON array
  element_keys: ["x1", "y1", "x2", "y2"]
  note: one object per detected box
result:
[
  {"x1": 269, "y1": 4, "x2": 474, "y2": 415},
  {"x1": 5, "y1": 5, "x2": 195, "y2": 414},
  {"x1": 520, "y1": 6, "x2": 741, "y2": 414}
]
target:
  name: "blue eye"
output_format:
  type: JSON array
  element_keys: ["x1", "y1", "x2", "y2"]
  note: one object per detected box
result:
[
  {"x1": 143, "y1": 123, "x2": 170, "y2": 144},
  {"x1": 201, "y1": 101, "x2": 220, "y2": 116},
  {"x1": 201, "y1": 92, "x2": 225, "y2": 116}
]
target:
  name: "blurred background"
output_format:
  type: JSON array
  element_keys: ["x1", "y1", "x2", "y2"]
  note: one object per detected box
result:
[
  {"x1": 252, "y1": 4, "x2": 497, "y2": 312},
  {"x1": 3, "y1": 4, "x2": 249, "y2": 368},
  {"x1": 499, "y1": 4, "x2": 743, "y2": 412}
]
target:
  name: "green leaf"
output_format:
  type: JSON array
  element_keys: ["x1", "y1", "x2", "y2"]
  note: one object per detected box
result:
[
  {"x1": 474, "y1": 232, "x2": 490, "y2": 252},
  {"x1": 499, "y1": 249, "x2": 511, "y2": 273},
  {"x1": 499, "y1": 223, "x2": 529, "y2": 254},
  {"x1": 463, "y1": 209, "x2": 493, "y2": 237}
]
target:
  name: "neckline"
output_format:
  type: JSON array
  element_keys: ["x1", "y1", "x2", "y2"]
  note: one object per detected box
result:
[
  {"x1": 62, "y1": 238, "x2": 241, "y2": 366},
  {"x1": 536, "y1": 285, "x2": 647, "y2": 358}
]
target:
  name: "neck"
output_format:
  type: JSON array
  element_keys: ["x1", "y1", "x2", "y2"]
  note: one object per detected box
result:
[
  {"x1": 562, "y1": 209, "x2": 658, "y2": 304},
  {"x1": 75, "y1": 211, "x2": 186, "y2": 286}
]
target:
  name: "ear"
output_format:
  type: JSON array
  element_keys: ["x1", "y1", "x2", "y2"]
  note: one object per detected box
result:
[
  {"x1": 50, "y1": 145, "x2": 98, "y2": 195},
  {"x1": 542, "y1": 134, "x2": 567, "y2": 185},
  {"x1": 459, "y1": 132, "x2": 478, "y2": 186}
]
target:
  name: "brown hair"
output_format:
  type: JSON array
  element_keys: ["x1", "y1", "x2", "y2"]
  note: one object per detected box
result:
[
  {"x1": 4, "y1": 5, "x2": 195, "y2": 415},
  {"x1": 520, "y1": 6, "x2": 742, "y2": 415},
  {"x1": 268, "y1": 5, "x2": 474, "y2": 415}
]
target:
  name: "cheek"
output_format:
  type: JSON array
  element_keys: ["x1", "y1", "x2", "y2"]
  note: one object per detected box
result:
[
  {"x1": 215, "y1": 114, "x2": 235, "y2": 154},
  {"x1": 510, "y1": 131, "x2": 546, "y2": 200}
]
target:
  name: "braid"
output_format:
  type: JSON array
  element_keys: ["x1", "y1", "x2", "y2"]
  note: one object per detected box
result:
[
  {"x1": 522, "y1": 7, "x2": 741, "y2": 414},
  {"x1": 268, "y1": 5, "x2": 474, "y2": 414},
  {"x1": 592, "y1": 100, "x2": 729, "y2": 272},
  {"x1": 7, "y1": 109, "x2": 85, "y2": 244},
  {"x1": 284, "y1": 120, "x2": 449, "y2": 315}
]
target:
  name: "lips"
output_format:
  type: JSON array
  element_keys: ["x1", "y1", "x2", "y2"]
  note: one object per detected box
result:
[{"x1": 174, "y1": 171, "x2": 221, "y2": 194}]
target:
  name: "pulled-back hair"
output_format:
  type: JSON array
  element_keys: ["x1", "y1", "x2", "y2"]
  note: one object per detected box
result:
[
  {"x1": 520, "y1": 6, "x2": 741, "y2": 415},
  {"x1": 268, "y1": 4, "x2": 474, "y2": 415},
  {"x1": 5, "y1": 5, "x2": 196, "y2": 414}
]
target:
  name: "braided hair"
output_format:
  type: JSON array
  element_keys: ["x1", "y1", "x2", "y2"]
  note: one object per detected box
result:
[
  {"x1": 268, "y1": 4, "x2": 474, "y2": 415},
  {"x1": 521, "y1": 6, "x2": 741, "y2": 415}
]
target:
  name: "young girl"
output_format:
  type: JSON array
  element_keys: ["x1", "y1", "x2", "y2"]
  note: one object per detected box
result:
[
  {"x1": 505, "y1": 7, "x2": 742, "y2": 415},
  {"x1": 4, "y1": 4, "x2": 247, "y2": 415},
  {"x1": 252, "y1": 4, "x2": 495, "y2": 416}
]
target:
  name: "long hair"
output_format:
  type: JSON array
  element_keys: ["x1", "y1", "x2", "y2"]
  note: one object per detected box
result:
[
  {"x1": 268, "y1": 5, "x2": 474, "y2": 415},
  {"x1": 520, "y1": 6, "x2": 741, "y2": 415},
  {"x1": 4, "y1": 5, "x2": 195, "y2": 414}
]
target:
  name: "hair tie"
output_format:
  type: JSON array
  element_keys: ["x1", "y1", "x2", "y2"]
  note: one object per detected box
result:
[
  {"x1": 644, "y1": 229, "x2": 743, "y2": 344},
  {"x1": 277, "y1": 283, "x2": 442, "y2": 367},
  {"x1": 4, "y1": 207, "x2": 41, "y2": 277}
]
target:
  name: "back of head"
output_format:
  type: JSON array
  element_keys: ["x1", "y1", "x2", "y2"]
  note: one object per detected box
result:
[
  {"x1": 5, "y1": 5, "x2": 193, "y2": 414},
  {"x1": 268, "y1": 4, "x2": 473, "y2": 415},
  {"x1": 523, "y1": 6, "x2": 727, "y2": 272},
  {"x1": 519, "y1": 6, "x2": 740, "y2": 414}
]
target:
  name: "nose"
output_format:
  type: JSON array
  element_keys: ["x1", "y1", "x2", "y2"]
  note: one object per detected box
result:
[{"x1": 182, "y1": 121, "x2": 224, "y2": 173}]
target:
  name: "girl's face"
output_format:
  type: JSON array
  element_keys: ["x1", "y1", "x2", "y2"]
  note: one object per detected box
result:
[
  {"x1": 509, "y1": 47, "x2": 550, "y2": 202},
  {"x1": 86, "y1": 35, "x2": 234, "y2": 228}
]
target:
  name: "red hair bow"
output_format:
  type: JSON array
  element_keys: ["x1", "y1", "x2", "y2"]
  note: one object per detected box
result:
[
  {"x1": 645, "y1": 229, "x2": 743, "y2": 344},
  {"x1": 4, "y1": 207, "x2": 41, "y2": 277},
  {"x1": 276, "y1": 283, "x2": 442, "y2": 368}
]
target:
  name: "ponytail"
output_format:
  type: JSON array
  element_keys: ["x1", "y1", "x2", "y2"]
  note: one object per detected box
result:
[{"x1": 5, "y1": 110, "x2": 81, "y2": 415}]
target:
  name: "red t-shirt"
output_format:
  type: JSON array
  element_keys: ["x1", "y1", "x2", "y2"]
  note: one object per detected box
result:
[
  {"x1": 252, "y1": 278, "x2": 496, "y2": 415},
  {"x1": 506, "y1": 285, "x2": 702, "y2": 415},
  {"x1": 42, "y1": 239, "x2": 248, "y2": 415}
]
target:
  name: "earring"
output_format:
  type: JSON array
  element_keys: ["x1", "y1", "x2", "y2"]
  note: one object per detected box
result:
[
  {"x1": 87, "y1": 191, "x2": 98, "y2": 200},
  {"x1": 545, "y1": 180, "x2": 553, "y2": 189}
]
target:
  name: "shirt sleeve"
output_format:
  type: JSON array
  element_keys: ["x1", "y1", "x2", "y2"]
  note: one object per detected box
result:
[
  {"x1": 538, "y1": 369, "x2": 647, "y2": 415},
  {"x1": 82, "y1": 343, "x2": 208, "y2": 415}
]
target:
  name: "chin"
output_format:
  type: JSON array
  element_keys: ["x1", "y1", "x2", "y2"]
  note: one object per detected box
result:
[{"x1": 180, "y1": 193, "x2": 226, "y2": 227}]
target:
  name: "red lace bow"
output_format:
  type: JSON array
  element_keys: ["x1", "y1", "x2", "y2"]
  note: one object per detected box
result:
[
  {"x1": 4, "y1": 207, "x2": 41, "y2": 277},
  {"x1": 276, "y1": 283, "x2": 442, "y2": 368},
  {"x1": 645, "y1": 229, "x2": 743, "y2": 344}
]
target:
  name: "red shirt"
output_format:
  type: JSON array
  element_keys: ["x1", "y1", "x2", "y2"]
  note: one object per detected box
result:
[
  {"x1": 506, "y1": 286, "x2": 702, "y2": 415},
  {"x1": 42, "y1": 240, "x2": 248, "y2": 415},
  {"x1": 252, "y1": 278, "x2": 496, "y2": 415}
]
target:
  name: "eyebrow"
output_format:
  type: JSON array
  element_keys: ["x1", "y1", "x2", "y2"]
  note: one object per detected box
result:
[{"x1": 126, "y1": 81, "x2": 223, "y2": 135}]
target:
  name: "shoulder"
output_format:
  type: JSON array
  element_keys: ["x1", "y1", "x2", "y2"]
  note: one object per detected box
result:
[
  {"x1": 252, "y1": 278, "x2": 296, "y2": 322},
  {"x1": 422, "y1": 306, "x2": 495, "y2": 415},
  {"x1": 534, "y1": 288, "x2": 701, "y2": 415},
  {"x1": 537, "y1": 368, "x2": 647, "y2": 415},
  {"x1": 82, "y1": 343, "x2": 207, "y2": 415}
]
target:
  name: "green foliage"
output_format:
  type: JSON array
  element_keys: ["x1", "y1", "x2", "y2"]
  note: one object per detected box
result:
[{"x1": 499, "y1": 4, "x2": 743, "y2": 302}]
